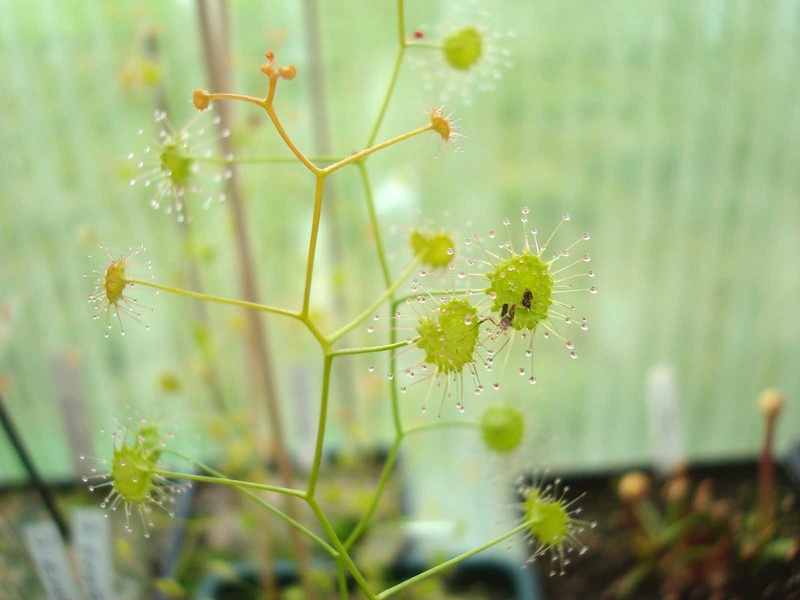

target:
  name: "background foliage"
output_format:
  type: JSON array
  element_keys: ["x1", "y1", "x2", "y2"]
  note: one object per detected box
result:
[{"x1": 1, "y1": 0, "x2": 798, "y2": 494}]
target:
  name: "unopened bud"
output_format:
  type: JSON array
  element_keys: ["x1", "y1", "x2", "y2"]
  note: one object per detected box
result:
[
  {"x1": 759, "y1": 388, "x2": 785, "y2": 420},
  {"x1": 617, "y1": 471, "x2": 650, "y2": 504},
  {"x1": 278, "y1": 65, "x2": 297, "y2": 80},
  {"x1": 261, "y1": 50, "x2": 276, "y2": 76},
  {"x1": 192, "y1": 89, "x2": 210, "y2": 111}
]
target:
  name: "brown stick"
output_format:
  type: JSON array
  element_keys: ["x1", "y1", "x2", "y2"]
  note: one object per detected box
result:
[
  {"x1": 757, "y1": 412, "x2": 777, "y2": 540},
  {"x1": 756, "y1": 388, "x2": 784, "y2": 543}
]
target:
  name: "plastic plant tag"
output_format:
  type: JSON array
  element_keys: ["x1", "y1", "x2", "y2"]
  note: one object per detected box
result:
[
  {"x1": 22, "y1": 520, "x2": 81, "y2": 600},
  {"x1": 50, "y1": 351, "x2": 93, "y2": 474},
  {"x1": 73, "y1": 508, "x2": 115, "y2": 600},
  {"x1": 647, "y1": 363, "x2": 685, "y2": 476}
]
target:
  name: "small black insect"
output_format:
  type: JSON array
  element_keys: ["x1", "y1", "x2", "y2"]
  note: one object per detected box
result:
[
  {"x1": 522, "y1": 288, "x2": 533, "y2": 310},
  {"x1": 500, "y1": 303, "x2": 516, "y2": 330}
]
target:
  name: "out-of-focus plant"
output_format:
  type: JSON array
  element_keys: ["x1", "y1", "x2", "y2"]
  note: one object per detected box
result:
[
  {"x1": 612, "y1": 388, "x2": 797, "y2": 599},
  {"x1": 81, "y1": 2, "x2": 600, "y2": 597}
]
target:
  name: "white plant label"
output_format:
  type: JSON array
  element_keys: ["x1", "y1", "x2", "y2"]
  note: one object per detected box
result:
[
  {"x1": 22, "y1": 521, "x2": 81, "y2": 600},
  {"x1": 73, "y1": 508, "x2": 115, "y2": 600},
  {"x1": 647, "y1": 363, "x2": 685, "y2": 475}
]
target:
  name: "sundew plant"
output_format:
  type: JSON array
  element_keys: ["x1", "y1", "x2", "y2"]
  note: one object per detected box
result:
[{"x1": 83, "y1": 2, "x2": 598, "y2": 596}]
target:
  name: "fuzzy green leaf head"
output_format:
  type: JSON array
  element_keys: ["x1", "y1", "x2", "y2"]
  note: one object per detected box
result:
[
  {"x1": 103, "y1": 259, "x2": 128, "y2": 306},
  {"x1": 87, "y1": 245, "x2": 149, "y2": 337},
  {"x1": 485, "y1": 251, "x2": 553, "y2": 330},
  {"x1": 415, "y1": 298, "x2": 478, "y2": 374},
  {"x1": 111, "y1": 439, "x2": 158, "y2": 506},
  {"x1": 443, "y1": 26, "x2": 483, "y2": 71},
  {"x1": 160, "y1": 143, "x2": 192, "y2": 186},
  {"x1": 410, "y1": 230, "x2": 455, "y2": 268},
  {"x1": 525, "y1": 493, "x2": 569, "y2": 546},
  {"x1": 87, "y1": 419, "x2": 184, "y2": 537},
  {"x1": 129, "y1": 110, "x2": 230, "y2": 221},
  {"x1": 519, "y1": 477, "x2": 594, "y2": 575},
  {"x1": 481, "y1": 405, "x2": 524, "y2": 453}
]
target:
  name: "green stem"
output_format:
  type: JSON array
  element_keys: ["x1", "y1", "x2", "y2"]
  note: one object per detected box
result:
[
  {"x1": 357, "y1": 162, "x2": 392, "y2": 287},
  {"x1": 307, "y1": 497, "x2": 377, "y2": 600},
  {"x1": 376, "y1": 523, "x2": 530, "y2": 599},
  {"x1": 166, "y1": 455, "x2": 337, "y2": 558},
  {"x1": 389, "y1": 298, "x2": 406, "y2": 437},
  {"x1": 325, "y1": 125, "x2": 431, "y2": 175},
  {"x1": 329, "y1": 339, "x2": 411, "y2": 357},
  {"x1": 344, "y1": 437, "x2": 402, "y2": 550},
  {"x1": 403, "y1": 421, "x2": 479, "y2": 437},
  {"x1": 240, "y1": 490, "x2": 337, "y2": 559},
  {"x1": 126, "y1": 279, "x2": 300, "y2": 321},
  {"x1": 307, "y1": 354, "x2": 333, "y2": 497},
  {"x1": 393, "y1": 288, "x2": 459, "y2": 306},
  {"x1": 153, "y1": 469, "x2": 306, "y2": 499},
  {"x1": 300, "y1": 313, "x2": 328, "y2": 347},
  {"x1": 388, "y1": 348, "x2": 403, "y2": 436},
  {"x1": 328, "y1": 258, "x2": 420, "y2": 343},
  {"x1": 339, "y1": 40, "x2": 412, "y2": 545},
  {"x1": 406, "y1": 42, "x2": 442, "y2": 50},
  {"x1": 262, "y1": 84, "x2": 321, "y2": 174},
  {"x1": 366, "y1": 0, "x2": 408, "y2": 147},
  {"x1": 190, "y1": 155, "x2": 344, "y2": 165},
  {"x1": 337, "y1": 560, "x2": 349, "y2": 599},
  {"x1": 302, "y1": 175, "x2": 327, "y2": 316},
  {"x1": 343, "y1": 419, "x2": 479, "y2": 551},
  {"x1": 396, "y1": 0, "x2": 405, "y2": 46}
]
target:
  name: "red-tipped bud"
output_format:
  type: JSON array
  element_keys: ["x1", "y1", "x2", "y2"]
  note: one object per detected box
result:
[{"x1": 261, "y1": 50, "x2": 276, "y2": 76}]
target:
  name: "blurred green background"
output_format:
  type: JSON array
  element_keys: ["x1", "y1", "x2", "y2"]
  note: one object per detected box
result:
[{"x1": 0, "y1": 0, "x2": 798, "y2": 490}]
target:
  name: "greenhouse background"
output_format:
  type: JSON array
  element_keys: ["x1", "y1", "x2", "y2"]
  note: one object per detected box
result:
[{"x1": 1, "y1": 0, "x2": 798, "y2": 597}]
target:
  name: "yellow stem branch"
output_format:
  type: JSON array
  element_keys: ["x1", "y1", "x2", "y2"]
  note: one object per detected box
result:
[{"x1": 325, "y1": 124, "x2": 433, "y2": 174}]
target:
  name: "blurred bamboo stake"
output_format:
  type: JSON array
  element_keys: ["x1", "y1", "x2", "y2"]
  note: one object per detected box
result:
[{"x1": 195, "y1": 1, "x2": 312, "y2": 597}]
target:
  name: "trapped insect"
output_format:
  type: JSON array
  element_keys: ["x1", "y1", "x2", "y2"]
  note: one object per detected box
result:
[
  {"x1": 500, "y1": 302, "x2": 516, "y2": 330},
  {"x1": 522, "y1": 288, "x2": 533, "y2": 310}
]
